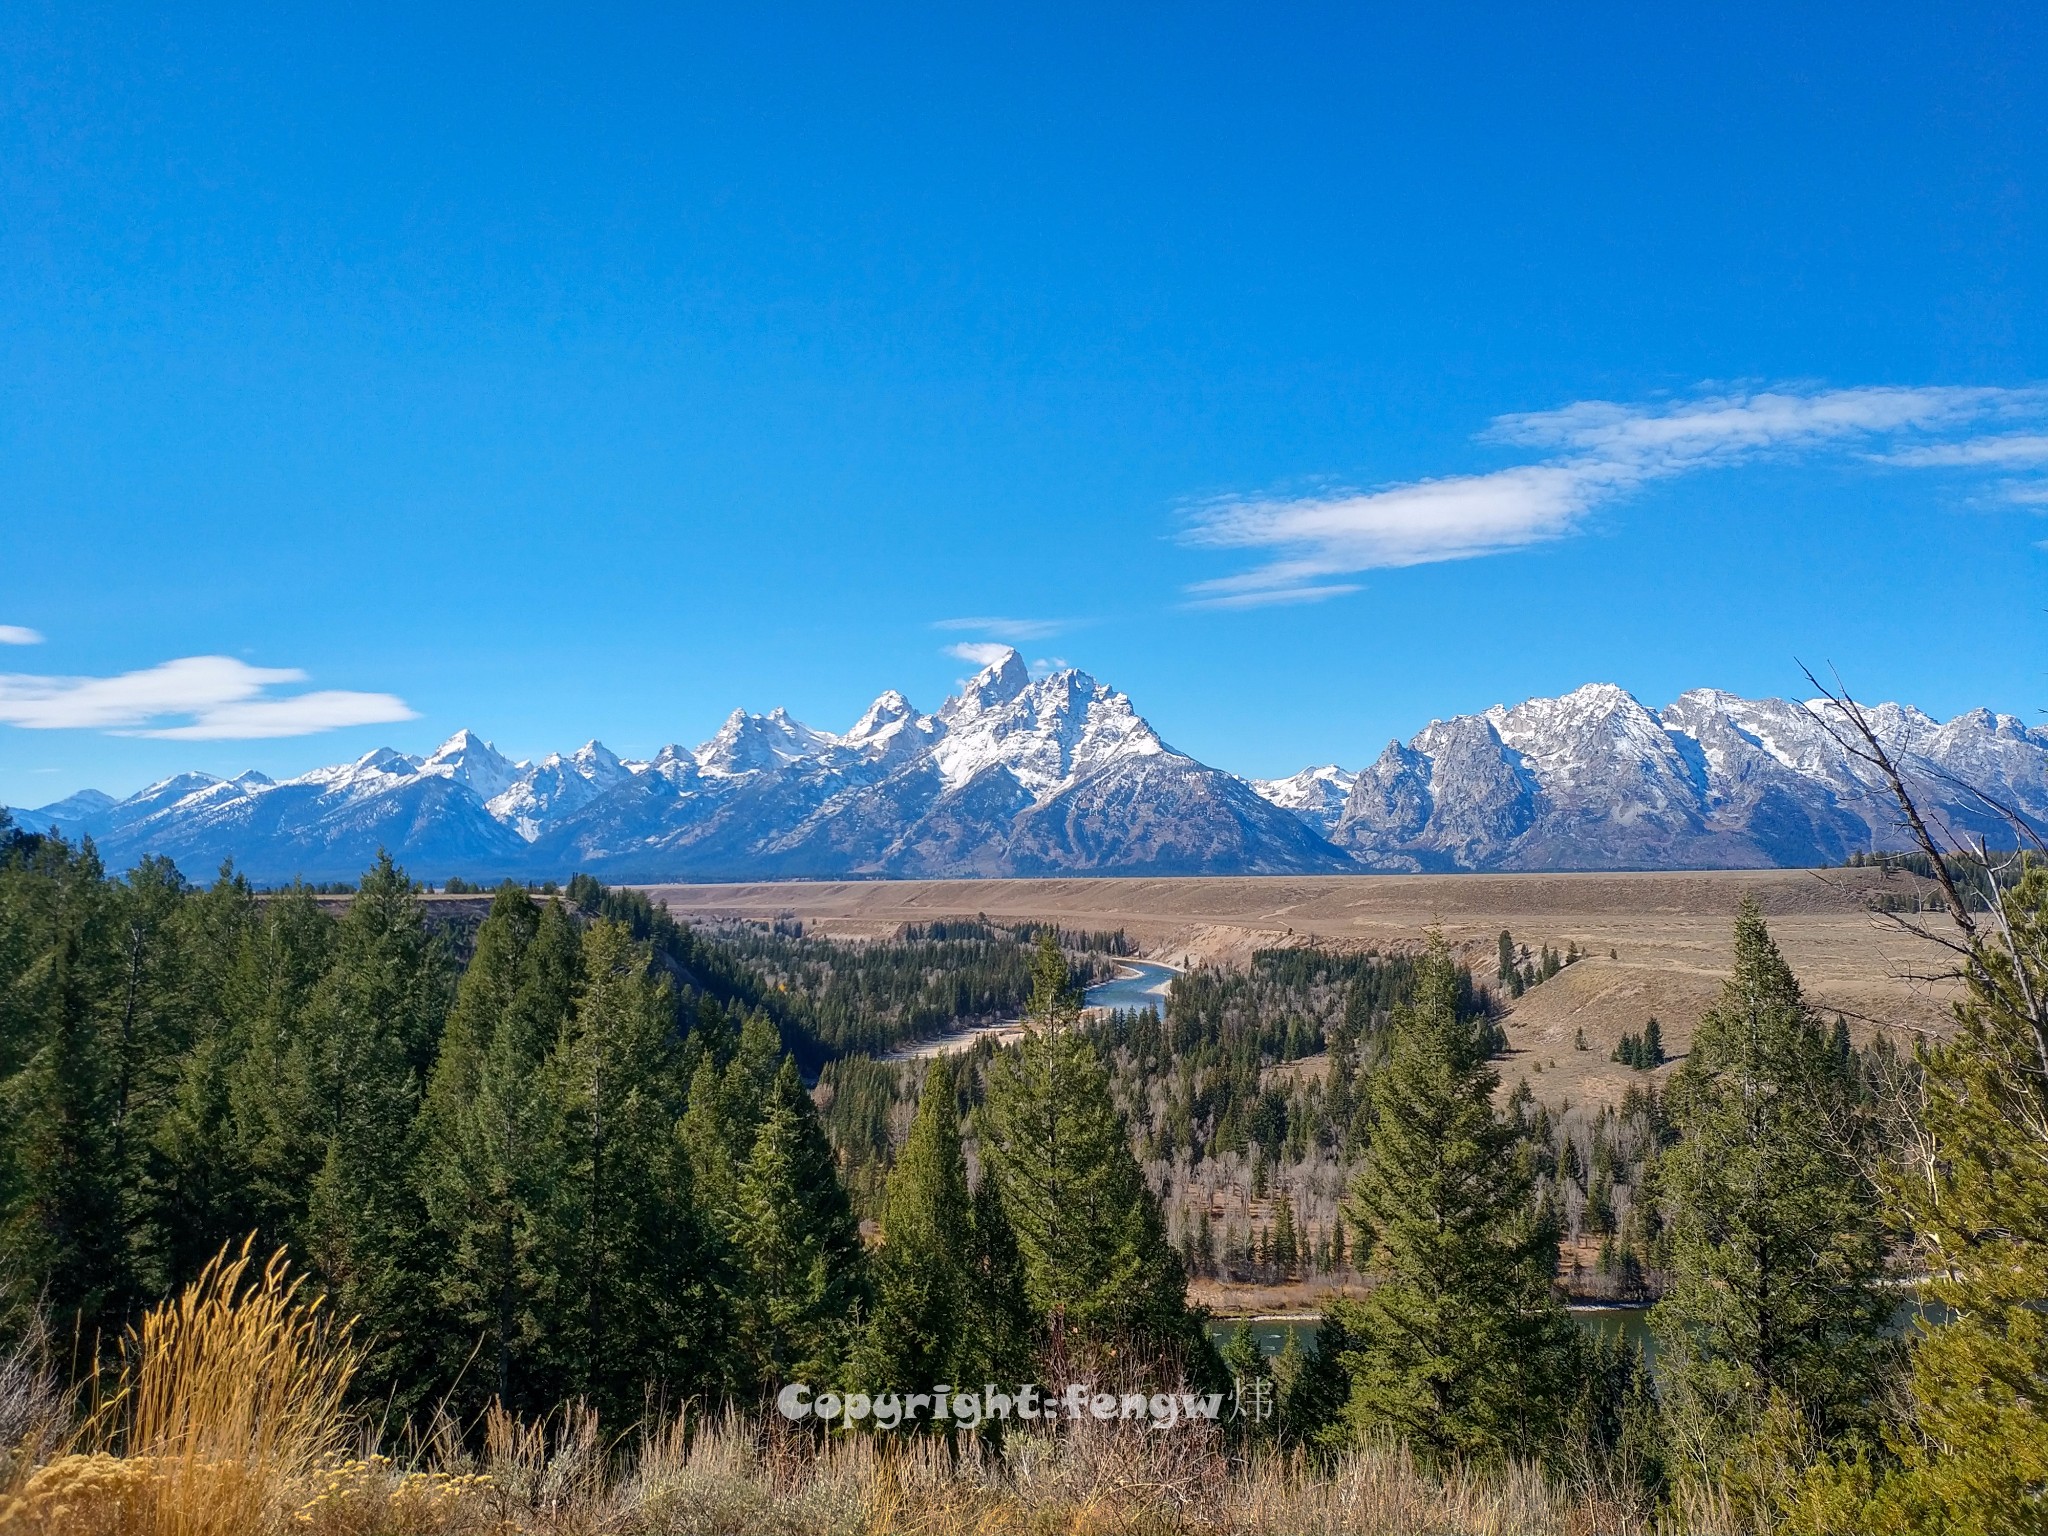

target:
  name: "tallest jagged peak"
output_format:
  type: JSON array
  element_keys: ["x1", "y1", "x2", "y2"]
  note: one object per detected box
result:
[{"x1": 940, "y1": 647, "x2": 1032, "y2": 722}]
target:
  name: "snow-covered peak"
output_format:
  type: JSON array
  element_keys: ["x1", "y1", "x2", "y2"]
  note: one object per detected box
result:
[
  {"x1": 290, "y1": 746, "x2": 422, "y2": 794},
  {"x1": 566, "y1": 738, "x2": 624, "y2": 775},
  {"x1": 130, "y1": 770, "x2": 231, "y2": 805},
  {"x1": 1251, "y1": 765, "x2": 1358, "y2": 832},
  {"x1": 1660, "y1": 690, "x2": 1858, "y2": 788},
  {"x1": 694, "y1": 707, "x2": 836, "y2": 776},
  {"x1": 30, "y1": 787, "x2": 117, "y2": 821},
  {"x1": 1486, "y1": 683, "x2": 1692, "y2": 795},
  {"x1": 843, "y1": 689, "x2": 934, "y2": 760},
  {"x1": 487, "y1": 738, "x2": 635, "y2": 842},
  {"x1": 419, "y1": 729, "x2": 524, "y2": 800},
  {"x1": 646, "y1": 743, "x2": 702, "y2": 788},
  {"x1": 937, "y1": 648, "x2": 1033, "y2": 724},
  {"x1": 930, "y1": 666, "x2": 1166, "y2": 795},
  {"x1": 82, "y1": 773, "x2": 233, "y2": 834},
  {"x1": 1487, "y1": 682, "x2": 1656, "y2": 746},
  {"x1": 847, "y1": 689, "x2": 914, "y2": 738},
  {"x1": 102, "y1": 770, "x2": 262, "y2": 835}
]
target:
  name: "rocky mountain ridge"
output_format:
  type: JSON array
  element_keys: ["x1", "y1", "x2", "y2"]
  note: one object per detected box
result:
[
  {"x1": 1322, "y1": 683, "x2": 2046, "y2": 871},
  {"x1": 10, "y1": 655, "x2": 2042, "y2": 883}
]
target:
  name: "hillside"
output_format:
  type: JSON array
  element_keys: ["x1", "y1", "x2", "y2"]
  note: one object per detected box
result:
[{"x1": 10, "y1": 651, "x2": 2040, "y2": 884}]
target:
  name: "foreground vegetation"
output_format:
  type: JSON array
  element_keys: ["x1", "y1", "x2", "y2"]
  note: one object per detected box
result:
[
  {"x1": 2, "y1": 756, "x2": 2046, "y2": 1532},
  {"x1": 0, "y1": 1244, "x2": 1669, "y2": 1536}
]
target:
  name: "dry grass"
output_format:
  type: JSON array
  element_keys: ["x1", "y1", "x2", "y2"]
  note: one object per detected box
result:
[
  {"x1": 0, "y1": 1312, "x2": 66, "y2": 1494},
  {"x1": 0, "y1": 1252, "x2": 1704, "y2": 1536},
  {"x1": 1, "y1": 1241, "x2": 358, "y2": 1536}
]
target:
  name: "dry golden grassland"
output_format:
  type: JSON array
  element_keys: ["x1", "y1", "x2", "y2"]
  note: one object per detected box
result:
[{"x1": 0, "y1": 1248, "x2": 1704, "y2": 1536}]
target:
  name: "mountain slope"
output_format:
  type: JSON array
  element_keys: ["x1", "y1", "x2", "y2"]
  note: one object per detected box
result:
[
  {"x1": 1318, "y1": 683, "x2": 2047, "y2": 872},
  {"x1": 531, "y1": 654, "x2": 1353, "y2": 880},
  {"x1": 12, "y1": 664, "x2": 2042, "y2": 882}
]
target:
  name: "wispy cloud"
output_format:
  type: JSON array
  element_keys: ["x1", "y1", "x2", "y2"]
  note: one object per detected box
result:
[
  {"x1": 1881, "y1": 432, "x2": 2048, "y2": 469},
  {"x1": 1194, "y1": 582, "x2": 1364, "y2": 610},
  {"x1": 944, "y1": 641, "x2": 1018, "y2": 667},
  {"x1": 0, "y1": 625, "x2": 44, "y2": 646},
  {"x1": 0, "y1": 655, "x2": 417, "y2": 739},
  {"x1": 1185, "y1": 385, "x2": 2048, "y2": 608},
  {"x1": 933, "y1": 616, "x2": 1069, "y2": 641}
]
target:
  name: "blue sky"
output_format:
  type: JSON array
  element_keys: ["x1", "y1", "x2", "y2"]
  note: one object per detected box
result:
[{"x1": 4, "y1": 4, "x2": 2046, "y2": 806}]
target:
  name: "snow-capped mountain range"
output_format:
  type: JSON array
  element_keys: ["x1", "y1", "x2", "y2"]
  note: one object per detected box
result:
[{"x1": 9, "y1": 651, "x2": 2044, "y2": 883}]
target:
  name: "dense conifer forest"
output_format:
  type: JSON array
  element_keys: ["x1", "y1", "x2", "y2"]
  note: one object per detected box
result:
[{"x1": 4, "y1": 797, "x2": 2048, "y2": 1534}]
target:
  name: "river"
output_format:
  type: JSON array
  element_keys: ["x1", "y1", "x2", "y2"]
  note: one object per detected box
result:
[{"x1": 1084, "y1": 959, "x2": 1180, "y2": 1015}]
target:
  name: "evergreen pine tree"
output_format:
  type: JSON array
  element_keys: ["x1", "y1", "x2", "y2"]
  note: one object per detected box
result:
[
  {"x1": 0, "y1": 836, "x2": 128, "y2": 1334},
  {"x1": 299, "y1": 855, "x2": 453, "y2": 1403},
  {"x1": 857, "y1": 1058, "x2": 973, "y2": 1407},
  {"x1": 980, "y1": 931, "x2": 1195, "y2": 1357},
  {"x1": 544, "y1": 917, "x2": 725, "y2": 1417},
  {"x1": 1272, "y1": 1188, "x2": 1299, "y2": 1278},
  {"x1": 964, "y1": 1170, "x2": 1034, "y2": 1388},
  {"x1": 734, "y1": 1057, "x2": 866, "y2": 1386},
  {"x1": 418, "y1": 884, "x2": 578, "y2": 1412},
  {"x1": 1829, "y1": 867, "x2": 2048, "y2": 1533},
  {"x1": 145, "y1": 862, "x2": 261, "y2": 1290},
  {"x1": 222, "y1": 883, "x2": 337, "y2": 1247},
  {"x1": 1330, "y1": 932, "x2": 1579, "y2": 1464},
  {"x1": 1221, "y1": 1324, "x2": 1277, "y2": 1443},
  {"x1": 679, "y1": 1008, "x2": 782, "y2": 1224},
  {"x1": 1650, "y1": 898, "x2": 1888, "y2": 1489},
  {"x1": 100, "y1": 854, "x2": 197, "y2": 1298}
]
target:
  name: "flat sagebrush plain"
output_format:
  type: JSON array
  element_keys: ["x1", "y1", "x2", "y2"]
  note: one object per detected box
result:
[{"x1": 644, "y1": 868, "x2": 1962, "y2": 1112}]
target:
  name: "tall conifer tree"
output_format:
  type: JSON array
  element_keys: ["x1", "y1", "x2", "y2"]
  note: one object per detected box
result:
[
  {"x1": 0, "y1": 836, "x2": 128, "y2": 1334},
  {"x1": 980, "y1": 931, "x2": 1195, "y2": 1356},
  {"x1": 1651, "y1": 898, "x2": 1887, "y2": 1485},
  {"x1": 734, "y1": 1057, "x2": 867, "y2": 1385},
  {"x1": 543, "y1": 917, "x2": 722, "y2": 1416},
  {"x1": 857, "y1": 1058, "x2": 972, "y2": 1403},
  {"x1": 1331, "y1": 932, "x2": 1577, "y2": 1463},
  {"x1": 299, "y1": 855, "x2": 452, "y2": 1403},
  {"x1": 964, "y1": 1171, "x2": 1035, "y2": 1387},
  {"x1": 1805, "y1": 869, "x2": 2048, "y2": 1534},
  {"x1": 145, "y1": 862, "x2": 261, "y2": 1290},
  {"x1": 222, "y1": 882, "x2": 337, "y2": 1247},
  {"x1": 419, "y1": 884, "x2": 578, "y2": 1411}
]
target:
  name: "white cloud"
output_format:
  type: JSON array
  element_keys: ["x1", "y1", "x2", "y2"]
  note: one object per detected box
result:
[
  {"x1": 1188, "y1": 582, "x2": 1365, "y2": 611},
  {"x1": 0, "y1": 655, "x2": 416, "y2": 739},
  {"x1": 1187, "y1": 384, "x2": 2048, "y2": 606},
  {"x1": 0, "y1": 625, "x2": 44, "y2": 645},
  {"x1": 945, "y1": 641, "x2": 1018, "y2": 667},
  {"x1": 1882, "y1": 433, "x2": 2048, "y2": 468},
  {"x1": 933, "y1": 616, "x2": 1068, "y2": 641},
  {"x1": 1492, "y1": 385, "x2": 2027, "y2": 466}
]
